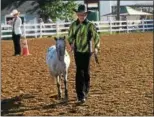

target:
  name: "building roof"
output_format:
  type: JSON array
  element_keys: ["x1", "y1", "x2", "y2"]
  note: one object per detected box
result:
[
  {"x1": 134, "y1": 2, "x2": 153, "y2": 6},
  {"x1": 103, "y1": 6, "x2": 153, "y2": 16}
]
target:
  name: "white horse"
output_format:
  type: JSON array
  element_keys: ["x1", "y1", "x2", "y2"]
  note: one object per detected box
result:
[{"x1": 46, "y1": 36, "x2": 70, "y2": 100}]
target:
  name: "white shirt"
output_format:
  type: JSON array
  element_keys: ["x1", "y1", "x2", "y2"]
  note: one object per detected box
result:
[{"x1": 12, "y1": 16, "x2": 22, "y2": 35}]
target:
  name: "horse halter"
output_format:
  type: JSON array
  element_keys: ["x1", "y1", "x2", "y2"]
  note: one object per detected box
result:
[{"x1": 56, "y1": 38, "x2": 66, "y2": 61}]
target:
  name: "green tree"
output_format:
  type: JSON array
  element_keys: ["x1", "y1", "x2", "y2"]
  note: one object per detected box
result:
[
  {"x1": 41, "y1": 0, "x2": 77, "y2": 22},
  {"x1": 2, "y1": 0, "x2": 77, "y2": 22}
]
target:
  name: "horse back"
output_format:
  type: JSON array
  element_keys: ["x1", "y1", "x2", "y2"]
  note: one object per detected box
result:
[
  {"x1": 46, "y1": 45, "x2": 56, "y2": 65},
  {"x1": 46, "y1": 45, "x2": 70, "y2": 76}
]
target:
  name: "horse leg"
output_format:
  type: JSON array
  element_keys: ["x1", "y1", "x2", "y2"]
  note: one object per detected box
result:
[
  {"x1": 56, "y1": 75, "x2": 62, "y2": 99},
  {"x1": 63, "y1": 71, "x2": 68, "y2": 100}
]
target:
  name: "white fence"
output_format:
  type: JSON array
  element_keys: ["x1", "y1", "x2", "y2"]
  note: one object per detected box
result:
[{"x1": 1, "y1": 19, "x2": 153, "y2": 39}]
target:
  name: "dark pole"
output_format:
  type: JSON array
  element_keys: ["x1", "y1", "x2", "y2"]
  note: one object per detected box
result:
[
  {"x1": 116, "y1": 0, "x2": 120, "y2": 33},
  {"x1": 98, "y1": 0, "x2": 100, "y2": 20},
  {"x1": 117, "y1": 0, "x2": 120, "y2": 21}
]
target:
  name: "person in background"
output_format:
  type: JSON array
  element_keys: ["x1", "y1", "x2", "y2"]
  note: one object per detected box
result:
[
  {"x1": 47, "y1": 17, "x2": 53, "y2": 23},
  {"x1": 38, "y1": 18, "x2": 45, "y2": 29},
  {"x1": 9, "y1": 9, "x2": 22, "y2": 56},
  {"x1": 67, "y1": 4, "x2": 100, "y2": 103},
  {"x1": 47, "y1": 17, "x2": 53, "y2": 29},
  {"x1": 39, "y1": 18, "x2": 44, "y2": 25}
]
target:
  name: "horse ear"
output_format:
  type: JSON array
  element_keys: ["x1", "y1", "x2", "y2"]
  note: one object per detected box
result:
[
  {"x1": 63, "y1": 36, "x2": 66, "y2": 39},
  {"x1": 54, "y1": 37, "x2": 57, "y2": 41}
]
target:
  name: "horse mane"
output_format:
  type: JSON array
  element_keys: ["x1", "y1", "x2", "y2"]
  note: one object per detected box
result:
[{"x1": 55, "y1": 36, "x2": 66, "y2": 61}]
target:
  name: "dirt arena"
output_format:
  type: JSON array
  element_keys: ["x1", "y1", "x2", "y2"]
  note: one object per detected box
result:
[{"x1": 1, "y1": 32, "x2": 153, "y2": 116}]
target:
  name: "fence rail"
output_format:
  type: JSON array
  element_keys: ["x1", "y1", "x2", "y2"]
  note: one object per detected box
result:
[{"x1": 1, "y1": 19, "x2": 153, "y2": 39}]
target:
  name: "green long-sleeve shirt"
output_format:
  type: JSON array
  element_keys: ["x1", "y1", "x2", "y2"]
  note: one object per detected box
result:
[{"x1": 68, "y1": 19, "x2": 100, "y2": 53}]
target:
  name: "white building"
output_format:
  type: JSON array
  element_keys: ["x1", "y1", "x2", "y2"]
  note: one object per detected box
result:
[{"x1": 99, "y1": 1, "x2": 153, "y2": 21}]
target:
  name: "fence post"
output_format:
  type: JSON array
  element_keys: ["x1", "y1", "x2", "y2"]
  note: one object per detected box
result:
[
  {"x1": 23, "y1": 23, "x2": 26, "y2": 38},
  {"x1": 142, "y1": 20, "x2": 145, "y2": 32},
  {"x1": 35, "y1": 23, "x2": 37, "y2": 38},
  {"x1": 1, "y1": 25, "x2": 4, "y2": 39},
  {"x1": 109, "y1": 20, "x2": 112, "y2": 34},
  {"x1": 119, "y1": 20, "x2": 121, "y2": 33},
  {"x1": 56, "y1": 22, "x2": 59, "y2": 35},
  {"x1": 126, "y1": 20, "x2": 129, "y2": 33},
  {"x1": 40, "y1": 23, "x2": 42, "y2": 38}
]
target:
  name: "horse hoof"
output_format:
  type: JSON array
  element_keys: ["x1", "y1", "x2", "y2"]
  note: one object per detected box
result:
[
  {"x1": 62, "y1": 98, "x2": 68, "y2": 103},
  {"x1": 64, "y1": 97, "x2": 68, "y2": 101},
  {"x1": 57, "y1": 96, "x2": 61, "y2": 100}
]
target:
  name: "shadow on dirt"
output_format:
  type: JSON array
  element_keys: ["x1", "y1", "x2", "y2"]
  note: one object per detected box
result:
[
  {"x1": 1, "y1": 94, "x2": 74, "y2": 116},
  {"x1": 2, "y1": 93, "x2": 90, "y2": 116},
  {"x1": 1, "y1": 94, "x2": 35, "y2": 116},
  {"x1": 43, "y1": 100, "x2": 68, "y2": 109}
]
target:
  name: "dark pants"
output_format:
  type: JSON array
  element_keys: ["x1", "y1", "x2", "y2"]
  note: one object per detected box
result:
[
  {"x1": 12, "y1": 32, "x2": 21, "y2": 55},
  {"x1": 74, "y1": 51, "x2": 91, "y2": 100}
]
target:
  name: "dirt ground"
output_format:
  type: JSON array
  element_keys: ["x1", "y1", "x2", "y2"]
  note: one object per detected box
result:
[{"x1": 1, "y1": 32, "x2": 153, "y2": 116}]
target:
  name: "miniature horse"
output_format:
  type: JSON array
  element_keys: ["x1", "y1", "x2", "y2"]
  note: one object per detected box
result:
[{"x1": 46, "y1": 36, "x2": 70, "y2": 101}]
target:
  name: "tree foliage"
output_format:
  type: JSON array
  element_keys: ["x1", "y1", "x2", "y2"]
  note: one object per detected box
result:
[
  {"x1": 2, "y1": 0, "x2": 77, "y2": 22},
  {"x1": 40, "y1": 0, "x2": 77, "y2": 22}
]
